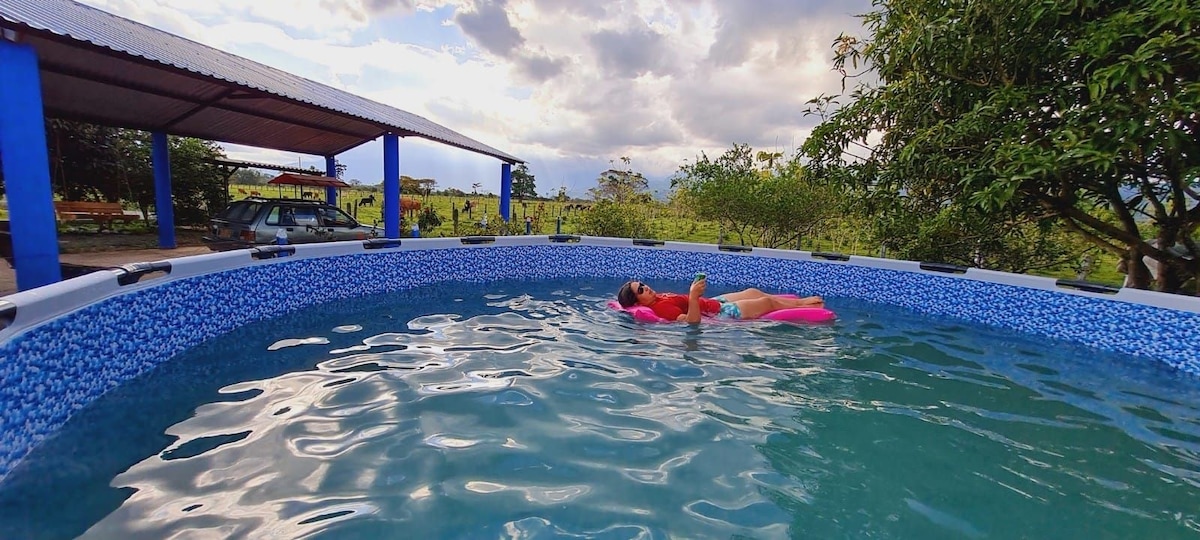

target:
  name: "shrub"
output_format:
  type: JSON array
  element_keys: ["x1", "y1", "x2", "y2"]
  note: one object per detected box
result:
[
  {"x1": 578, "y1": 201, "x2": 651, "y2": 238},
  {"x1": 418, "y1": 207, "x2": 442, "y2": 232}
]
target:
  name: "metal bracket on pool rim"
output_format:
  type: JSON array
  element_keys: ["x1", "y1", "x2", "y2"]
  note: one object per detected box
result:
[
  {"x1": 461, "y1": 236, "x2": 496, "y2": 245},
  {"x1": 633, "y1": 238, "x2": 664, "y2": 247},
  {"x1": 811, "y1": 251, "x2": 850, "y2": 261},
  {"x1": 251, "y1": 245, "x2": 296, "y2": 260},
  {"x1": 363, "y1": 238, "x2": 402, "y2": 250},
  {"x1": 1056, "y1": 278, "x2": 1121, "y2": 295},
  {"x1": 920, "y1": 262, "x2": 969, "y2": 274},
  {"x1": 113, "y1": 261, "x2": 172, "y2": 286},
  {"x1": 718, "y1": 244, "x2": 752, "y2": 253},
  {"x1": 0, "y1": 300, "x2": 15, "y2": 332},
  {"x1": 548, "y1": 235, "x2": 580, "y2": 243}
]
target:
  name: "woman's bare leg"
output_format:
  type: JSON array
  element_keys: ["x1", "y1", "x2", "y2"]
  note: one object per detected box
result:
[
  {"x1": 731, "y1": 297, "x2": 778, "y2": 319},
  {"x1": 718, "y1": 288, "x2": 823, "y2": 308},
  {"x1": 733, "y1": 296, "x2": 819, "y2": 319},
  {"x1": 714, "y1": 288, "x2": 768, "y2": 302},
  {"x1": 784, "y1": 296, "x2": 824, "y2": 308},
  {"x1": 733, "y1": 296, "x2": 825, "y2": 319}
]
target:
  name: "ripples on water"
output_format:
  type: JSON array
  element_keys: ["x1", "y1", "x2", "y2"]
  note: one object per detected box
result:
[{"x1": 2, "y1": 279, "x2": 1199, "y2": 539}]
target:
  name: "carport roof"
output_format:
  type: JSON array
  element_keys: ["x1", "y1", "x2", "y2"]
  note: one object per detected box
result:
[
  {"x1": 268, "y1": 173, "x2": 352, "y2": 188},
  {"x1": 0, "y1": 0, "x2": 523, "y2": 162}
]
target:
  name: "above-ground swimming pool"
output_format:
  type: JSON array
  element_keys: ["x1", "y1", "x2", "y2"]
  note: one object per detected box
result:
[{"x1": 1, "y1": 236, "x2": 1198, "y2": 538}]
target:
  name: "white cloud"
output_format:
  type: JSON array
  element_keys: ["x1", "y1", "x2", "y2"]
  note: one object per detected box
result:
[{"x1": 80, "y1": 0, "x2": 871, "y2": 194}]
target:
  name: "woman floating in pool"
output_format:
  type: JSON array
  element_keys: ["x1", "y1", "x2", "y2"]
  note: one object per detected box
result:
[{"x1": 615, "y1": 277, "x2": 825, "y2": 324}]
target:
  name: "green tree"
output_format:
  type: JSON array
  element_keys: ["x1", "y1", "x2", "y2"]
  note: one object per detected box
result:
[
  {"x1": 46, "y1": 119, "x2": 134, "y2": 203},
  {"x1": 578, "y1": 200, "x2": 652, "y2": 238},
  {"x1": 589, "y1": 156, "x2": 648, "y2": 203},
  {"x1": 673, "y1": 144, "x2": 841, "y2": 248},
  {"x1": 159, "y1": 137, "x2": 226, "y2": 225},
  {"x1": 230, "y1": 169, "x2": 272, "y2": 185},
  {"x1": 802, "y1": 0, "x2": 1200, "y2": 292},
  {"x1": 866, "y1": 189, "x2": 1096, "y2": 273},
  {"x1": 409, "y1": 178, "x2": 436, "y2": 200},
  {"x1": 400, "y1": 175, "x2": 427, "y2": 195},
  {"x1": 578, "y1": 157, "x2": 654, "y2": 237},
  {"x1": 511, "y1": 163, "x2": 537, "y2": 200},
  {"x1": 44, "y1": 120, "x2": 226, "y2": 225}
]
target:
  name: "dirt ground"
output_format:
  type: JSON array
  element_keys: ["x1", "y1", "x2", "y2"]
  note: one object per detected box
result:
[
  {"x1": 1, "y1": 228, "x2": 211, "y2": 296},
  {"x1": 55, "y1": 227, "x2": 208, "y2": 253}
]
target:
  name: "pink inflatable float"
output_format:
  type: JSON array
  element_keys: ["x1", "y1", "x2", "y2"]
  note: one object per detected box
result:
[{"x1": 608, "y1": 294, "x2": 836, "y2": 324}]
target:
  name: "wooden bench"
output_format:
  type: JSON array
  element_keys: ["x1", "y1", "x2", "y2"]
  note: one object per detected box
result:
[{"x1": 54, "y1": 201, "x2": 140, "y2": 229}]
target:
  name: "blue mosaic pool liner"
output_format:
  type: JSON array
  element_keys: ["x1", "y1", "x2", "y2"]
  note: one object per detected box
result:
[{"x1": 2, "y1": 245, "x2": 1198, "y2": 480}]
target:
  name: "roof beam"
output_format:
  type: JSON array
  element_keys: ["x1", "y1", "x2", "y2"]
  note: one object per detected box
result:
[
  {"x1": 161, "y1": 87, "x2": 235, "y2": 130},
  {"x1": 330, "y1": 136, "x2": 382, "y2": 156},
  {"x1": 41, "y1": 108, "x2": 345, "y2": 156},
  {"x1": 38, "y1": 61, "x2": 378, "y2": 140}
]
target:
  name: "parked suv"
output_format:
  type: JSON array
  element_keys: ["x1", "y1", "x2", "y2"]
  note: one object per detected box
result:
[{"x1": 203, "y1": 197, "x2": 383, "y2": 251}]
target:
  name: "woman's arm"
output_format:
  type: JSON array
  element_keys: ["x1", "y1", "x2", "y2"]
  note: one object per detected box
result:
[{"x1": 685, "y1": 278, "x2": 706, "y2": 324}]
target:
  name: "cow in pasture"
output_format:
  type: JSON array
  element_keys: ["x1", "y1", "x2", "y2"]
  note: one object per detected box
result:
[{"x1": 401, "y1": 197, "x2": 421, "y2": 218}]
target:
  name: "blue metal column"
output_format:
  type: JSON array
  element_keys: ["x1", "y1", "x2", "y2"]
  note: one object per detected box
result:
[
  {"x1": 151, "y1": 132, "x2": 176, "y2": 248},
  {"x1": 500, "y1": 163, "x2": 512, "y2": 223},
  {"x1": 382, "y1": 134, "x2": 400, "y2": 238},
  {"x1": 324, "y1": 155, "x2": 338, "y2": 206},
  {"x1": 0, "y1": 40, "x2": 61, "y2": 290}
]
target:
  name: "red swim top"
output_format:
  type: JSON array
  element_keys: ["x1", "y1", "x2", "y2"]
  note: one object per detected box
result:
[{"x1": 649, "y1": 293, "x2": 721, "y2": 321}]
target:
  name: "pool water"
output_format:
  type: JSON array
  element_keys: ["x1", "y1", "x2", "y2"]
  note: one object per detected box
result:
[{"x1": 2, "y1": 279, "x2": 1199, "y2": 539}]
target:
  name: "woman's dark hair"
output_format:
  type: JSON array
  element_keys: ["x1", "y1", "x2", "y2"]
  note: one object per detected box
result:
[{"x1": 616, "y1": 282, "x2": 637, "y2": 307}]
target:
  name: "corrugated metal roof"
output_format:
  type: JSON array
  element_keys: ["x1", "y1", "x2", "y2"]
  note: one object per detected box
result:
[
  {"x1": 0, "y1": 0, "x2": 523, "y2": 163},
  {"x1": 204, "y1": 158, "x2": 316, "y2": 175},
  {"x1": 268, "y1": 174, "x2": 352, "y2": 188}
]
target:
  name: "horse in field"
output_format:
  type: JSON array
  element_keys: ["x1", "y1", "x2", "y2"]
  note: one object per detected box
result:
[{"x1": 356, "y1": 195, "x2": 419, "y2": 214}]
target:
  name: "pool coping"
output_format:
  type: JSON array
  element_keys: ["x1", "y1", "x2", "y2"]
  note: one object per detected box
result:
[{"x1": 1, "y1": 235, "x2": 1196, "y2": 343}]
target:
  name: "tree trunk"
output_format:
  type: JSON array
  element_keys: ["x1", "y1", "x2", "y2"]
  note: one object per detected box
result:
[
  {"x1": 1158, "y1": 259, "x2": 1185, "y2": 293},
  {"x1": 1124, "y1": 247, "x2": 1152, "y2": 289}
]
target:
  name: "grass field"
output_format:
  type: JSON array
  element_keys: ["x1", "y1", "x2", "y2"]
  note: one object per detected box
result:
[
  {"x1": 227, "y1": 184, "x2": 1127, "y2": 285},
  {"x1": 241, "y1": 186, "x2": 889, "y2": 247}
]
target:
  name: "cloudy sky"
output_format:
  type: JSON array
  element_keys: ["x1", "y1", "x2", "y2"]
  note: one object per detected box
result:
[{"x1": 82, "y1": 0, "x2": 872, "y2": 197}]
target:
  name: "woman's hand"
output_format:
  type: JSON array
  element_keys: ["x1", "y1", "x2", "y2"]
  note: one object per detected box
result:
[{"x1": 689, "y1": 277, "x2": 707, "y2": 298}]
